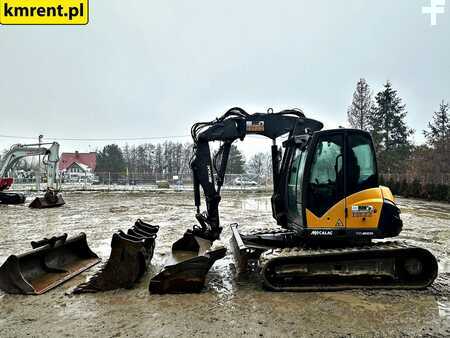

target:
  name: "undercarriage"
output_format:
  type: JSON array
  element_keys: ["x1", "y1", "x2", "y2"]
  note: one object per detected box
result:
[{"x1": 230, "y1": 224, "x2": 438, "y2": 291}]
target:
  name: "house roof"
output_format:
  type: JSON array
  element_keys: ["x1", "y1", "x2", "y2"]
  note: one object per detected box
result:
[{"x1": 59, "y1": 152, "x2": 96, "y2": 171}]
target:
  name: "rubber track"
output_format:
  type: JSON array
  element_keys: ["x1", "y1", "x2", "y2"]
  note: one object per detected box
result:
[{"x1": 259, "y1": 241, "x2": 438, "y2": 291}]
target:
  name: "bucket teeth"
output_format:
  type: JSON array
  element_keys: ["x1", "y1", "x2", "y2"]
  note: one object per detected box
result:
[
  {"x1": 0, "y1": 233, "x2": 100, "y2": 295},
  {"x1": 135, "y1": 219, "x2": 160, "y2": 233},
  {"x1": 73, "y1": 220, "x2": 159, "y2": 293}
]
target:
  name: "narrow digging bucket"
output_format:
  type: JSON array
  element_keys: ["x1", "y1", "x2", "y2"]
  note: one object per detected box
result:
[
  {"x1": 149, "y1": 234, "x2": 226, "y2": 294},
  {"x1": 29, "y1": 194, "x2": 65, "y2": 209},
  {"x1": 73, "y1": 220, "x2": 158, "y2": 293},
  {"x1": 0, "y1": 233, "x2": 100, "y2": 295}
]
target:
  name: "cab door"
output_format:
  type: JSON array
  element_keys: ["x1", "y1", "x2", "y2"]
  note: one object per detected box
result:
[
  {"x1": 287, "y1": 147, "x2": 308, "y2": 227},
  {"x1": 345, "y1": 131, "x2": 381, "y2": 229},
  {"x1": 304, "y1": 133, "x2": 346, "y2": 229}
]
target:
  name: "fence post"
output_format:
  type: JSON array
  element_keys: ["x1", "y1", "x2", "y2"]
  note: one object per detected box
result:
[{"x1": 108, "y1": 172, "x2": 111, "y2": 191}]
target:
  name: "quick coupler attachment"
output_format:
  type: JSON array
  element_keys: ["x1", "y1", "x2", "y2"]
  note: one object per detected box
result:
[
  {"x1": 0, "y1": 233, "x2": 100, "y2": 295},
  {"x1": 73, "y1": 220, "x2": 159, "y2": 293}
]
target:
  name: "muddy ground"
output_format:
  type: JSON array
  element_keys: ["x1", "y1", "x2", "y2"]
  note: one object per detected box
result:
[{"x1": 0, "y1": 191, "x2": 449, "y2": 337}]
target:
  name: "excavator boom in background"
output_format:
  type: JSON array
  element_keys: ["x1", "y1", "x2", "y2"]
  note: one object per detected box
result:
[
  {"x1": 154, "y1": 107, "x2": 438, "y2": 293},
  {"x1": 0, "y1": 142, "x2": 65, "y2": 208}
]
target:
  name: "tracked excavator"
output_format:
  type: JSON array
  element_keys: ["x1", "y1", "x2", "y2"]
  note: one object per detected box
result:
[
  {"x1": 151, "y1": 107, "x2": 438, "y2": 293},
  {"x1": 0, "y1": 142, "x2": 65, "y2": 208}
]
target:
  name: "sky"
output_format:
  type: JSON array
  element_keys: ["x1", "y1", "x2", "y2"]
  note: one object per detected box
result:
[{"x1": 0, "y1": 0, "x2": 449, "y2": 158}]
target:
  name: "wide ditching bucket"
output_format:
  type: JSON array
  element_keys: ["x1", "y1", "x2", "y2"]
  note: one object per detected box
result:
[
  {"x1": 0, "y1": 233, "x2": 100, "y2": 295},
  {"x1": 73, "y1": 219, "x2": 159, "y2": 293},
  {"x1": 149, "y1": 230, "x2": 226, "y2": 294}
]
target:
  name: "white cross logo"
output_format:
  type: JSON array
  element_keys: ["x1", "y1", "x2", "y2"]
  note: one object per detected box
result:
[{"x1": 422, "y1": 0, "x2": 446, "y2": 26}]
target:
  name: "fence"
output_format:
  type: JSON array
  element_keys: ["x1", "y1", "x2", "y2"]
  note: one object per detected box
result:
[{"x1": 10, "y1": 171, "x2": 274, "y2": 192}]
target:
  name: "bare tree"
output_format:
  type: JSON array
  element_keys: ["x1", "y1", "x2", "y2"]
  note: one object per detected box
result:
[
  {"x1": 247, "y1": 152, "x2": 272, "y2": 183},
  {"x1": 248, "y1": 153, "x2": 265, "y2": 177},
  {"x1": 347, "y1": 78, "x2": 373, "y2": 130}
]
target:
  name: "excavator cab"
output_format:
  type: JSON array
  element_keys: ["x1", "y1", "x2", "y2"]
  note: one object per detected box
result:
[{"x1": 275, "y1": 129, "x2": 402, "y2": 240}]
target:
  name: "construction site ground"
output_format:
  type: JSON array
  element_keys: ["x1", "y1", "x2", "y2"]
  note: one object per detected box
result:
[{"x1": 1, "y1": 191, "x2": 449, "y2": 337}]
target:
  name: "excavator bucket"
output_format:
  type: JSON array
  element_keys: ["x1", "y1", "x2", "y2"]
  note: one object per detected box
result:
[
  {"x1": 73, "y1": 220, "x2": 158, "y2": 293},
  {"x1": 29, "y1": 190, "x2": 65, "y2": 209},
  {"x1": 0, "y1": 233, "x2": 100, "y2": 295},
  {"x1": 149, "y1": 233, "x2": 226, "y2": 294},
  {"x1": 0, "y1": 192, "x2": 26, "y2": 205}
]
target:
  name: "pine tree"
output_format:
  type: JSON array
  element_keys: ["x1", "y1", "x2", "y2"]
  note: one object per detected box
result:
[
  {"x1": 225, "y1": 144, "x2": 245, "y2": 174},
  {"x1": 370, "y1": 81, "x2": 414, "y2": 173},
  {"x1": 423, "y1": 100, "x2": 450, "y2": 175},
  {"x1": 96, "y1": 144, "x2": 126, "y2": 181},
  {"x1": 347, "y1": 78, "x2": 373, "y2": 130},
  {"x1": 424, "y1": 100, "x2": 450, "y2": 148}
]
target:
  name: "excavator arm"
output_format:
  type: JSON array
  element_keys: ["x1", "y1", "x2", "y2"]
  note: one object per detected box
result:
[
  {"x1": 0, "y1": 142, "x2": 61, "y2": 190},
  {"x1": 150, "y1": 107, "x2": 323, "y2": 294},
  {"x1": 188, "y1": 107, "x2": 323, "y2": 241},
  {"x1": 0, "y1": 142, "x2": 65, "y2": 208}
]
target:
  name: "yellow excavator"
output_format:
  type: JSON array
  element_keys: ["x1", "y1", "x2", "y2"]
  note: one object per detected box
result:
[{"x1": 150, "y1": 107, "x2": 438, "y2": 293}]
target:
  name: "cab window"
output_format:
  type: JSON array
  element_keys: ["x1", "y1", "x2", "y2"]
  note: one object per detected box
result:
[
  {"x1": 306, "y1": 134, "x2": 344, "y2": 217},
  {"x1": 346, "y1": 133, "x2": 377, "y2": 195},
  {"x1": 287, "y1": 148, "x2": 303, "y2": 223}
]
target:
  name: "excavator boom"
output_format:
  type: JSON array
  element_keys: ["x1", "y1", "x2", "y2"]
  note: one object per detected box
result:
[
  {"x1": 186, "y1": 107, "x2": 323, "y2": 241},
  {"x1": 151, "y1": 108, "x2": 323, "y2": 293},
  {"x1": 0, "y1": 142, "x2": 65, "y2": 207}
]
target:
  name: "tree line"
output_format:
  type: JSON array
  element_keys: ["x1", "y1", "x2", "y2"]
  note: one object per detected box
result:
[
  {"x1": 348, "y1": 79, "x2": 449, "y2": 201},
  {"x1": 88, "y1": 79, "x2": 450, "y2": 200},
  {"x1": 95, "y1": 142, "x2": 255, "y2": 182}
]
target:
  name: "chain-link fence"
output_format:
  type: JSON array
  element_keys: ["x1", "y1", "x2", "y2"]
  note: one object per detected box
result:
[{"x1": 9, "y1": 171, "x2": 274, "y2": 192}]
